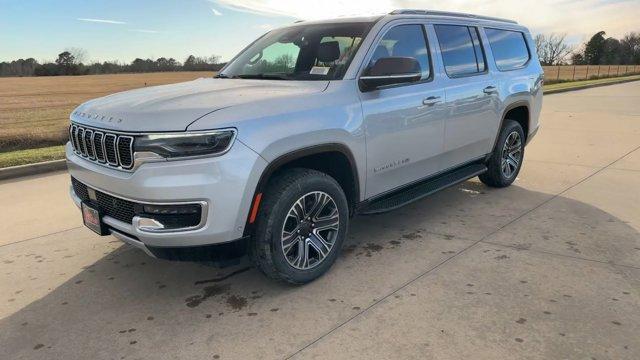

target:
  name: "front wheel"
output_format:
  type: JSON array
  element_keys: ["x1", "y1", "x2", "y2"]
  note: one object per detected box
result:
[
  {"x1": 251, "y1": 168, "x2": 349, "y2": 284},
  {"x1": 479, "y1": 119, "x2": 525, "y2": 188}
]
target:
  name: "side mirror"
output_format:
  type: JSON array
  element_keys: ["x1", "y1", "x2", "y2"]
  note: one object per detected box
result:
[{"x1": 359, "y1": 57, "x2": 422, "y2": 92}]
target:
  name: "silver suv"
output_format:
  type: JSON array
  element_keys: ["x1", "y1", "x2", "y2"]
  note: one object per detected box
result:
[{"x1": 67, "y1": 10, "x2": 543, "y2": 284}]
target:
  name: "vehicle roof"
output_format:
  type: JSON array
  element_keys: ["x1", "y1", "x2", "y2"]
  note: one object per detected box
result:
[{"x1": 290, "y1": 10, "x2": 525, "y2": 31}]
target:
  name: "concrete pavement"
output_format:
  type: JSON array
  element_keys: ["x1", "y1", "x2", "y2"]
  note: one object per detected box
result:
[{"x1": 1, "y1": 82, "x2": 639, "y2": 360}]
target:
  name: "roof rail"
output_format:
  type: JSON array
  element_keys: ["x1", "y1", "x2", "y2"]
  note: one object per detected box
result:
[{"x1": 389, "y1": 9, "x2": 518, "y2": 24}]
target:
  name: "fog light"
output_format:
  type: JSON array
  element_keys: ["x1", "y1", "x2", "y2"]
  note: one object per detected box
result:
[{"x1": 143, "y1": 204, "x2": 200, "y2": 215}]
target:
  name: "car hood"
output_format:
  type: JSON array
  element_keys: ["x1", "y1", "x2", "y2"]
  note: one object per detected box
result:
[{"x1": 71, "y1": 78, "x2": 330, "y2": 132}]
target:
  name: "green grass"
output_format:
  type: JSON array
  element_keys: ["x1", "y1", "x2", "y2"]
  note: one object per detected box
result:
[
  {"x1": 0, "y1": 145, "x2": 65, "y2": 168},
  {"x1": 544, "y1": 74, "x2": 640, "y2": 92}
]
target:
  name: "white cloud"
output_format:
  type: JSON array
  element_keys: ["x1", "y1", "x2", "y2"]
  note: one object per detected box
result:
[
  {"x1": 77, "y1": 18, "x2": 126, "y2": 25},
  {"x1": 214, "y1": 0, "x2": 640, "y2": 42},
  {"x1": 210, "y1": 7, "x2": 223, "y2": 16},
  {"x1": 254, "y1": 23, "x2": 275, "y2": 31}
]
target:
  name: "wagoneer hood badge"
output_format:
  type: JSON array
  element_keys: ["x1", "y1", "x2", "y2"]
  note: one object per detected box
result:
[{"x1": 71, "y1": 78, "x2": 329, "y2": 132}]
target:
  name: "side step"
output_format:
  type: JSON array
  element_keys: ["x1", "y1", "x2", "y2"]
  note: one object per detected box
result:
[{"x1": 358, "y1": 163, "x2": 487, "y2": 215}]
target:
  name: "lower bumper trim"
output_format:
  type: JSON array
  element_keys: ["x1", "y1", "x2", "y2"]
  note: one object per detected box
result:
[
  {"x1": 110, "y1": 228, "x2": 157, "y2": 258},
  {"x1": 146, "y1": 236, "x2": 250, "y2": 265}
]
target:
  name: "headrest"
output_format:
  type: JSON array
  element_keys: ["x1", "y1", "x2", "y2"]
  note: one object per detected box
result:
[{"x1": 317, "y1": 41, "x2": 340, "y2": 62}]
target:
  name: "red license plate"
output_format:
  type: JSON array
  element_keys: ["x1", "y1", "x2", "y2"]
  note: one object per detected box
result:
[{"x1": 82, "y1": 201, "x2": 107, "y2": 235}]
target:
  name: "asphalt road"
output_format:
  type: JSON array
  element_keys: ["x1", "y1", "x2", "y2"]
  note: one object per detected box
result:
[{"x1": 1, "y1": 82, "x2": 639, "y2": 360}]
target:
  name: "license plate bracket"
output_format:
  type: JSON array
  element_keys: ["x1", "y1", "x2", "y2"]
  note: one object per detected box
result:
[{"x1": 81, "y1": 201, "x2": 108, "y2": 236}]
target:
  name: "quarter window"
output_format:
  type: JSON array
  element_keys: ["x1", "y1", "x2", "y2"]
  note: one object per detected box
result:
[
  {"x1": 435, "y1": 25, "x2": 486, "y2": 77},
  {"x1": 485, "y1": 28, "x2": 530, "y2": 71},
  {"x1": 369, "y1": 24, "x2": 431, "y2": 80}
]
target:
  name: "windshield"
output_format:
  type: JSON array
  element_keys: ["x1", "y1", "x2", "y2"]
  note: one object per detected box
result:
[{"x1": 218, "y1": 22, "x2": 374, "y2": 80}]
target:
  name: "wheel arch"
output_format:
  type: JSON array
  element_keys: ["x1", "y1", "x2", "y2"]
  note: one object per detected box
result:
[
  {"x1": 242, "y1": 143, "x2": 360, "y2": 237},
  {"x1": 490, "y1": 100, "x2": 530, "y2": 155}
]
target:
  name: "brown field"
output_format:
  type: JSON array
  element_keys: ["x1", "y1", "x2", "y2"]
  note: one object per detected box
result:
[
  {"x1": 0, "y1": 71, "x2": 215, "y2": 152},
  {"x1": 3, "y1": 67, "x2": 639, "y2": 154}
]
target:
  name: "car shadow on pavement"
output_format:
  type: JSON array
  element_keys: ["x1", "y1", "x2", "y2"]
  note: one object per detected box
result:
[{"x1": 1, "y1": 181, "x2": 639, "y2": 359}]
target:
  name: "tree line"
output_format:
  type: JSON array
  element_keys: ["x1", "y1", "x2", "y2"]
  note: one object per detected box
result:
[
  {"x1": 535, "y1": 31, "x2": 640, "y2": 66},
  {"x1": 0, "y1": 50, "x2": 225, "y2": 77},
  {"x1": 3, "y1": 31, "x2": 639, "y2": 77}
]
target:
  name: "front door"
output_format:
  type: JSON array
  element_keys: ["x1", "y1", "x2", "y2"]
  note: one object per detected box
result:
[{"x1": 359, "y1": 23, "x2": 447, "y2": 198}]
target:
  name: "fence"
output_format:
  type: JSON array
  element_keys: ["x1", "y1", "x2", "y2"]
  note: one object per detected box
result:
[{"x1": 543, "y1": 65, "x2": 640, "y2": 81}]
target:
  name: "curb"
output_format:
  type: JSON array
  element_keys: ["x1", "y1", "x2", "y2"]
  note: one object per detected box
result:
[
  {"x1": 544, "y1": 77, "x2": 640, "y2": 95},
  {"x1": 0, "y1": 159, "x2": 67, "y2": 181},
  {"x1": 2, "y1": 77, "x2": 640, "y2": 181}
]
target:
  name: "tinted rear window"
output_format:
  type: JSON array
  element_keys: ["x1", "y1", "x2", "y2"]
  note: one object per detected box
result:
[
  {"x1": 485, "y1": 28, "x2": 530, "y2": 71},
  {"x1": 435, "y1": 25, "x2": 486, "y2": 77}
]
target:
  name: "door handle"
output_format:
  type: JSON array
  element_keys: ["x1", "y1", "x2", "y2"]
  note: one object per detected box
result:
[
  {"x1": 483, "y1": 86, "x2": 498, "y2": 95},
  {"x1": 422, "y1": 96, "x2": 441, "y2": 106}
]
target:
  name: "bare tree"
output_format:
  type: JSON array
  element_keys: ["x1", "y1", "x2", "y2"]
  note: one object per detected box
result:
[
  {"x1": 65, "y1": 47, "x2": 88, "y2": 64},
  {"x1": 207, "y1": 55, "x2": 221, "y2": 65},
  {"x1": 534, "y1": 33, "x2": 573, "y2": 65}
]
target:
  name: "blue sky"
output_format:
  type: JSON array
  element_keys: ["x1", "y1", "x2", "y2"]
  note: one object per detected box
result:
[
  {"x1": 1, "y1": 0, "x2": 638, "y2": 63},
  {"x1": 0, "y1": 0, "x2": 295, "y2": 63}
]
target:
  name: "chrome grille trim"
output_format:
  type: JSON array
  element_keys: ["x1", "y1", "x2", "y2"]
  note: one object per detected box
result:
[
  {"x1": 69, "y1": 125, "x2": 77, "y2": 152},
  {"x1": 84, "y1": 129, "x2": 95, "y2": 159},
  {"x1": 93, "y1": 132, "x2": 106, "y2": 162},
  {"x1": 104, "y1": 133, "x2": 118, "y2": 166},
  {"x1": 72, "y1": 125, "x2": 81, "y2": 154},
  {"x1": 116, "y1": 136, "x2": 134, "y2": 169},
  {"x1": 77, "y1": 128, "x2": 87, "y2": 156},
  {"x1": 69, "y1": 123, "x2": 135, "y2": 171}
]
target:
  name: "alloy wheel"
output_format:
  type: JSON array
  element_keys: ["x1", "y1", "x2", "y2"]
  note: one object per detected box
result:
[
  {"x1": 501, "y1": 131, "x2": 523, "y2": 179},
  {"x1": 280, "y1": 191, "x2": 340, "y2": 270}
]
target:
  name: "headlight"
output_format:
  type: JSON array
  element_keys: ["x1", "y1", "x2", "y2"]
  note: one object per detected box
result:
[{"x1": 135, "y1": 129, "x2": 236, "y2": 158}]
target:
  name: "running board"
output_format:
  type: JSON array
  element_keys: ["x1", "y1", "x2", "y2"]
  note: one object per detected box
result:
[{"x1": 358, "y1": 163, "x2": 487, "y2": 215}]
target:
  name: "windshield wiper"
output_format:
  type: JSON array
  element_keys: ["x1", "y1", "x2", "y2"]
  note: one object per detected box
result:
[
  {"x1": 235, "y1": 74, "x2": 290, "y2": 80},
  {"x1": 214, "y1": 73, "x2": 231, "y2": 78}
]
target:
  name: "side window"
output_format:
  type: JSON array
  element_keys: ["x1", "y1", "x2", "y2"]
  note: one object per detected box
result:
[
  {"x1": 485, "y1": 28, "x2": 530, "y2": 71},
  {"x1": 434, "y1": 24, "x2": 487, "y2": 77},
  {"x1": 369, "y1": 24, "x2": 431, "y2": 80}
]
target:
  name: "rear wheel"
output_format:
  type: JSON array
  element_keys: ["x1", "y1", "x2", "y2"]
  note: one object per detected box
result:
[
  {"x1": 251, "y1": 168, "x2": 349, "y2": 284},
  {"x1": 479, "y1": 119, "x2": 525, "y2": 188}
]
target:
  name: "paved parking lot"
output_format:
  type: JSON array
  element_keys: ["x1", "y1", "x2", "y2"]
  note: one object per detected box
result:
[{"x1": 1, "y1": 82, "x2": 639, "y2": 360}]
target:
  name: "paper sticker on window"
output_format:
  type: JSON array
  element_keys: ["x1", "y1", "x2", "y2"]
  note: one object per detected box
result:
[{"x1": 310, "y1": 66, "x2": 330, "y2": 75}]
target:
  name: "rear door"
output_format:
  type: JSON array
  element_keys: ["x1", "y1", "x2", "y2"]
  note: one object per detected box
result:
[
  {"x1": 359, "y1": 23, "x2": 447, "y2": 198},
  {"x1": 433, "y1": 24, "x2": 502, "y2": 169}
]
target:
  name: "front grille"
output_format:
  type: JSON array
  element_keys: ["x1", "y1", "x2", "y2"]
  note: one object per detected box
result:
[
  {"x1": 93, "y1": 132, "x2": 105, "y2": 162},
  {"x1": 117, "y1": 136, "x2": 134, "y2": 168},
  {"x1": 69, "y1": 124, "x2": 134, "y2": 170},
  {"x1": 71, "y1": 177, "x2": 89, "y2": 200},
  {"x1": 72, "y1": 177, "x2": 137, "y2": 224}
]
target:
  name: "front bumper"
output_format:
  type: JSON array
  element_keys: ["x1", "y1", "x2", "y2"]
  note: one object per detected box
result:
[{"x1": 66, "y1": 140, "x2": 267, "y2": 249}]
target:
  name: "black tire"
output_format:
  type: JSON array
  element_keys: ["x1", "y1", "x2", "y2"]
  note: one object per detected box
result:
[
  {"x1": 250, "y1": 168, "x2": 349, "y2": 284},
  {"x1": 479, "y1": 119, "x2": 525, "y2": 188}
]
